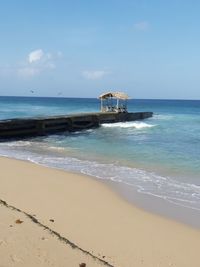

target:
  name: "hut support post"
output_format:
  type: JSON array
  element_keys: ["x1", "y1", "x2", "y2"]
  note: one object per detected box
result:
[
  {"x1": 101, "y1": 99, "x2": 103, "y2": 112},
  {"x1": 117, "y1": 98, "x2": 119, "y2": 110}
]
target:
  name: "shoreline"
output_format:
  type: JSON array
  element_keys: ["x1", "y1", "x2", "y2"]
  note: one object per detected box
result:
[
  {"x1": 2, "y1": 153, "x2": 200, "y2": 229},
  {"x1": 106, "y1": 179, "x2": 200, "y2": 230},
  {"x1": 1, "y1": 156, "x2": 200, "y2": 266}
]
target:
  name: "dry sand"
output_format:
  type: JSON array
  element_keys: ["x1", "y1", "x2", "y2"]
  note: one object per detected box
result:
[
  {"x1": 0, "y1": 156, "x2": 200, "y2": 267},
  {"x1": 0, "y1": 203, "x2": 105, "y2": 267}
]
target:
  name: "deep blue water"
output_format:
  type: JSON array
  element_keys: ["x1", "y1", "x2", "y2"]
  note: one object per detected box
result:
[{"x1": 0, "y1": 96, "x2": 200, "y2": 213}]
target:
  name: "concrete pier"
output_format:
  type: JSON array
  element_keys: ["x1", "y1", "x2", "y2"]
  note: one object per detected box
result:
[{"x1": 0, "y1": 111, "x2": 153, "y2": 140}]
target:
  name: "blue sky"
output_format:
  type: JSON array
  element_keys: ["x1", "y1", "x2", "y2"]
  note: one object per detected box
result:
[{"x1": 0, "y1": 0, "x2": 200, "y2": 99}]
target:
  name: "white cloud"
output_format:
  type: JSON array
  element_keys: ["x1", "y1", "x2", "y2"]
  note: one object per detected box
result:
[
  {"x1": 28, "y1": 49, "x2": 44, "y2": 63},
  {"x1": 134, "y1": 21, "x2": 149, "y2": 31},
  {"x1": 17, "y1": 49, "x2": 60, "y2": 78},
  {"x1": 1, "y1": 49, "x2": 62, "y2": 79},
  {"x1": 82, "y1": 70, "x2": 109, "y2": 80}
]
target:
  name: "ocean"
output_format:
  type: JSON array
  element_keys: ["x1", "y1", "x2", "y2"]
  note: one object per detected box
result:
[{"x1": 0, "y1": 96, "x2": 200, "y2": 226}]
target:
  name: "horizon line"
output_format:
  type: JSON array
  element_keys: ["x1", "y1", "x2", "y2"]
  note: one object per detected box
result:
[{"x1": 0, "y1": 95, "x2": 200, "y2": 101}]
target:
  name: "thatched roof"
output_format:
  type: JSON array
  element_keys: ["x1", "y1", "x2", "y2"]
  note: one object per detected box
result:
[{"x1": 99, "y1": 91, "x2": 129, "y2": 100}]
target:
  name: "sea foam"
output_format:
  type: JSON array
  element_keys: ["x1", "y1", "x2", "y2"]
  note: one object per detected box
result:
[{"x1": 102, "y1": 121, "x2": 156, "y2": 129}]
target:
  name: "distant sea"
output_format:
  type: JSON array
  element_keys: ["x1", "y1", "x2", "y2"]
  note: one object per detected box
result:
[{"x1": 0, "y1": 96, "x2": 200, "y2": 225}]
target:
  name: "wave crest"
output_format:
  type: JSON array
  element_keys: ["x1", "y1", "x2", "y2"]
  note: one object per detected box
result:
[{"x1": 102, "y1": 121, "x2": 156, "y2": 129}]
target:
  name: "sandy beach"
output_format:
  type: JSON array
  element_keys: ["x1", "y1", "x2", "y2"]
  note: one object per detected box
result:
[{"x1": 1, "y1": 156, "x2": 200, "y2": 267}]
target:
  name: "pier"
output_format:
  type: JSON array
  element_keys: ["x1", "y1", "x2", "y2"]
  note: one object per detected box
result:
[{"x1": 0, "y1": 111, "x2": 153, "y2": 139}]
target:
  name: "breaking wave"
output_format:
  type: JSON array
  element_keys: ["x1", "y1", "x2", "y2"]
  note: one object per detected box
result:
[{"x1": 102, "y1": 121, "x2": 156, "y2": 129}]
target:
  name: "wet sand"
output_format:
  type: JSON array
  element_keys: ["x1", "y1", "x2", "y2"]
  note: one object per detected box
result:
[{"x1": 107, "y1": 179, "x2": 200, "y2": 229}]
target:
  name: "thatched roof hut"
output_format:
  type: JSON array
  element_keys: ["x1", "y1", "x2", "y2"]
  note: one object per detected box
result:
[
  {"x1": 99, "y1": 91, "x2": 129, "y2": 100},
  {"x1": 99, "y1": 91, "x2": 129, "y2": 112}
]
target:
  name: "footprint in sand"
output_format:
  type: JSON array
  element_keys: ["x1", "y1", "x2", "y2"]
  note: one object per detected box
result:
[
  {"x1": 0, "y1": 239, "x2": 7, "y2": 246},
  {"x1": 10, "y1": 254, "x2": 22, "y2": 263}
]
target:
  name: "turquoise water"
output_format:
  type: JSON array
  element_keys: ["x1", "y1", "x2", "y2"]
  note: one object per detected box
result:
[{"x1": 0, "y1": 96, "x2": 200, "y2": 213}]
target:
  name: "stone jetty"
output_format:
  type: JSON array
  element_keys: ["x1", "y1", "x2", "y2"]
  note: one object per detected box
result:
[{"x1": 0, "y1": 111, "x2": 153, "y2": 140}]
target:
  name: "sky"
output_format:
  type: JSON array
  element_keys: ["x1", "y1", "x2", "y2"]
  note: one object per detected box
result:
[{"x1": 0, "y1": 0, "x2": 200, "y2": 99}]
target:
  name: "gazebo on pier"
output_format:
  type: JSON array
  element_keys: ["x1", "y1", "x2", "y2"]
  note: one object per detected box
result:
[{"x1": 99, "y1": 91, "x2": 129, "y2": 113}]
